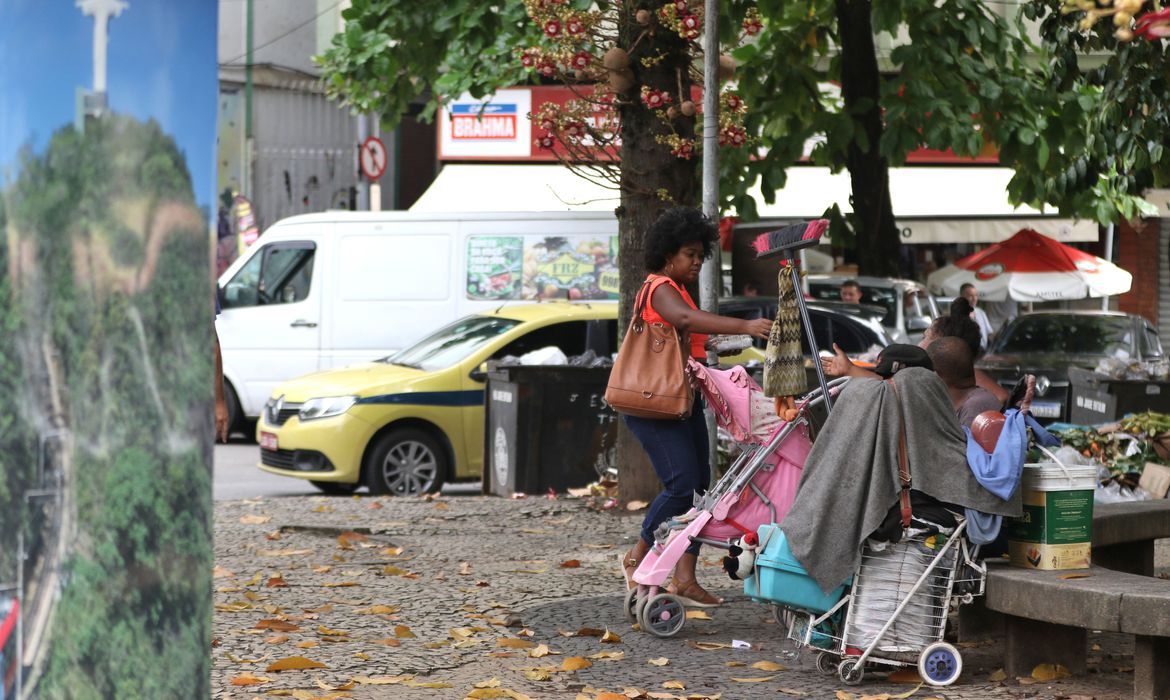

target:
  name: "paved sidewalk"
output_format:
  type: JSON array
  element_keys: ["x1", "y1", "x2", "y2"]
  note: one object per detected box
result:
[{"x1": 213, "y1": 495, "x2": 1137, "y2": 700}]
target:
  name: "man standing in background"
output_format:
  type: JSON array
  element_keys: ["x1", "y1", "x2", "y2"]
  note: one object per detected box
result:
[
  {"x1": 840, "y1": 279, "x2": 863, "y2": 304},
  {"x1": 961, "y1": 283, "x2": 995, "y2": 350}
]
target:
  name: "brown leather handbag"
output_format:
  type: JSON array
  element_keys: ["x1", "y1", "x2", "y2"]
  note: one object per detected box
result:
[{"x1": 604, "y1": 279, "x2": 693, "y2": 420}]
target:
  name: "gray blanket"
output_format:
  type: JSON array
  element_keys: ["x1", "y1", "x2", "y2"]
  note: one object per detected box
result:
[{"x1": 781, "y1": 367, "x2": 1021, "y2": 592}]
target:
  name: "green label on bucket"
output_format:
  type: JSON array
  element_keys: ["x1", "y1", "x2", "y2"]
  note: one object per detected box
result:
[{"x1": 1009, "y1": 488, "x2": 1093, "y2": 545}]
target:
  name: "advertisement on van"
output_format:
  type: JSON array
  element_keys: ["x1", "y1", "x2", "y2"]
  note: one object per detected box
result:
[{"x1": 466, "y1": 234, "x2": 619, "y2": 301}]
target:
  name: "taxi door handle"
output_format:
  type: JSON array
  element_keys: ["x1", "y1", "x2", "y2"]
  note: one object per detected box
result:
[{"x1": 290, "y1": 319, "x2": 318, "y2": 328}]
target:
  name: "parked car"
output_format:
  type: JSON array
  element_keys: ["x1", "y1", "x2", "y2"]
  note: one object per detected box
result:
[
  {"x1": 255, "y1": 301, "x2": 618, "y2": 496},
  {"x1": 806, "y1": 274, "x2": 940, "y2": 344},
  {"x1": 717, "y1": 297, "x2": 891, "y2": 360},
  {"x1": 977, "y1": 311, "x2": 1164, "y2": 421},
  {"x1": 216, "y1": 210, "x2": 620, "y2": 431}
]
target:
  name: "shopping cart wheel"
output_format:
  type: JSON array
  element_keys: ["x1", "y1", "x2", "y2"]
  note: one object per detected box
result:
[
  {"x1": 918, "y1": 641, "x2": 963, "y2": 687},
  {"x1": 639, "y1": 593, "x2": 686, "y2": 638},
  {"x1": 622, "y1": 588, "x2": 644, "y2": 623},
  {"x1": 837, "y1": 658, "x2": 864, "y2": 686},
  {"x1": 815, "y1": 652, "x2": 838, "y2": 676}
]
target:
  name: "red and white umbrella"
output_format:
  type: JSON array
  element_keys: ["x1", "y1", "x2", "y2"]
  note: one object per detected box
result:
[{"x1": 927, "y1": 228, "x2": 1132, "y2": 302}]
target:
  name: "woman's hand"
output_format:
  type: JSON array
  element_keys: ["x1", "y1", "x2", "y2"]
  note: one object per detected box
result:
[
  {"x1": 742, "y1": 317, "x2": 773, "y2": 340},
  {"x1": 819, "y1": 343, "x2": 855, "y2": 377}
]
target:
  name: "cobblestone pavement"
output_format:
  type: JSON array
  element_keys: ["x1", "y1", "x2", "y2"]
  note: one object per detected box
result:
[{"x1": 213, "y1": 495, "x2": 1138, "y2": 700}]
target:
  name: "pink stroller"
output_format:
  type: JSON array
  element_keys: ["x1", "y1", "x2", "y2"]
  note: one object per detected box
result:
[{"x1": 624, "y1": 358, "x2": 845, "y2": 638}]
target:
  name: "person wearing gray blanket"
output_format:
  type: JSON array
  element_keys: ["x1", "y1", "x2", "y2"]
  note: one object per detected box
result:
[{"x1": 779, "y1": 366, "x2": 1021, "y2": 593}]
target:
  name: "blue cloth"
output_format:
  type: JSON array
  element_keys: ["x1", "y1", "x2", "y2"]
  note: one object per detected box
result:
[
  {"x1": 963, "y1": 408, "x2": 1028, "y2": 501},
  {"x1": 963, "y1": 508, "x2": 1003, "y2": 545},
  {"x1": 625, "y1": 397, "x2": 710, "y2": 555}
]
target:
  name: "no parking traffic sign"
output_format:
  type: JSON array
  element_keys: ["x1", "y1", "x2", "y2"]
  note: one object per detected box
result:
[{"x1": 359, "y1": 136, "x2": 387, "y2": 180}]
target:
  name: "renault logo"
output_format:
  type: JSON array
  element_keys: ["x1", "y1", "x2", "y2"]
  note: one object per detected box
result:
[
  {"x1": 1035, "y1": 376, "x2": 1051, "y2": 397},
  {"x1": 269, "y1": 395, "x2": 284, "y2": 423}
]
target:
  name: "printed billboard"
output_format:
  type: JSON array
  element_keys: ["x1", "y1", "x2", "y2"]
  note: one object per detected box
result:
[{"x1": 0, "y1": 1, "x2": 217, "y2": 696}]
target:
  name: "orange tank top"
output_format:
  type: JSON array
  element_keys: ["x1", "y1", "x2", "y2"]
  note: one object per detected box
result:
[{"x1": 639, "y1": 274, "x2": 709, "y2": 360}]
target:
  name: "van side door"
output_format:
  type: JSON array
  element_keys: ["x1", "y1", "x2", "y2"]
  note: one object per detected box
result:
[{"x1": 217, "y1": 240, "x2": 322, "y2": 417}]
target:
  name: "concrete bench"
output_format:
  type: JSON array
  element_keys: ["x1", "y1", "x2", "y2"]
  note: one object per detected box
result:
[{"x1": 982, "y1": 500, "x2": 1170, "y2": 700}]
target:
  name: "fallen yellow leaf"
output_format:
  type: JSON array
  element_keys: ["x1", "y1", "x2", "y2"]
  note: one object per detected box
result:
[
  {"x1": 322, "y1": 581, "x2": 357, "y2": 588},
  {"x1": 751, "y1": 660, "x2": 786, "y2": 671},
  {"x1": 731, "y1": 674, "x2": 778, "y2": 683},
  {"x1": 989, "y1": 668, "x2": 1007, "y2": 682},
  {"x1": 662, "y1": 680, "x2": 686, "y2": 689},
  {"x1": 295, "y1": 641, "x2": 318, "y2": 649},
  {"x1": 369, "y1": 638, "x2": 401, "y2": 647},
  {"x1": 588, "y1": 651, "x2": 625, "y2": 660},
  {"x1": 1031, "y1": 663, "x2": 1071, "y2": 681},
  {"x1": 686, "y1": 610, "x2": 713, "y2": 620},
  {"x1": 394, "y1": 625, "x2": 415, "y2": 638},
  {"x1": 627, "y1": 500, "x2": 649, "y2": 510},
  {"x1": 600, "y1": 629, "x2": 621, "y2": 644},
  {"x1": 523, "y1": 669, "x2": 551, "y2": 681},
  {"x1": 497, "y1": 638, "x2": 535, "y2": 649},
  {"x1": 240, "y1": 513, "x2": 272, "y2": 524},
  {"x1": 265, "y1": 656, "x2": 326, "y2": 672},
  {"x1": 528, "y1": 644, "x2": 553, "y2": 658},
  {"x1": 403, "y1": 679, "x2": 451, "y2": 688},
  {"x1": 229, "y1": 673, "x2": 271, "y2": 686},
  {"x1": 1058, "y1": 572, "x2": 1091, "y2": 580},
  {"x1": 474, "y1": 678, "x2": 502, "y2": 689},
  {"x1": 356, "y1": 604, "x2": 399, "y2": 615},
  {"x1": 213, "y1": 565, "x2": 235, "y2": 579},
  {"x1": 888, "y1": 684, "x2": 924, "y2": 699},
  {"x1": 561, "y1": 657, "x2": 593, "y2": 671},
  {"x1": 648, "y1": 657, "x2": 670, "y2": 666},
  {"x1": 256, "y1": 548, "x2": 313, "y2": 557},
  {"x1": 778, "y1": 689, "x2": 811, "y2": 696},
  {"x1": 836, "y1": 692, "x2": 856, "y2": 700},
  {"x1": 886, "y1": 669, "x2": 922, "y2": 683},
  {"x1": 254, "y1": 619, "x2": 300, "y2": 632},
  {"x1": 264, "y1": 634, "x2": 289, "y2": 644}
]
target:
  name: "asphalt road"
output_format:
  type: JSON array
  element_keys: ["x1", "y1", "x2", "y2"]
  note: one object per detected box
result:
[{"x1": 212, "y1": 443, "x2": 484, "y2": 501}]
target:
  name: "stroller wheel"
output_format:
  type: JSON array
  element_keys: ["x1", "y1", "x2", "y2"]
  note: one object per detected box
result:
[
  {"x1": 837, "y1": 658, "x2": 864, "y2": 686},
  {"x1": 639, "y1": 593, "x2": 687, "y2": 638},
  {"x1": 815, "y1": 652, "x2": 838, "y2": 676},
  {"x1": 622, "y1": 588, "x2": 642, "y2": 623},
  {"x1": 918, "y1": 641, "x2": 963, "y2": 687}
]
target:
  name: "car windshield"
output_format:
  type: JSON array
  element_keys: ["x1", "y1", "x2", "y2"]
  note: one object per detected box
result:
[
  {"x1": 991, "y1": 315, "x2": 1134, "y2": 358},
  {"x1": 383, "y1": 316, "x2": 521, "y2": 371}
]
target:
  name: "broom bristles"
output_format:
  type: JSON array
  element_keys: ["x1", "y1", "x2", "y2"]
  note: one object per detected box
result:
[{"x1": 751, "y1": 218, "x2": 829, "y2": 258}]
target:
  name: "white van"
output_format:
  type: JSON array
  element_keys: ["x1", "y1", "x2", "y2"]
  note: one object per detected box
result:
[{"x1": 215, "y1": 210, "x2": 620, "y2": 428}]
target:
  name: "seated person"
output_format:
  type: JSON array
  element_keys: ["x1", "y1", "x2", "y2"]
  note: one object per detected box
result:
[
  {"x1": 922, "y1": 297, "x2": 1008, "y2": 405},
  {"x1": 926, "y1": 336, "x2": 1001, "y2": 430},
  {"x1": 839, "y1": 279, "x2": 863, "y2": 304}
]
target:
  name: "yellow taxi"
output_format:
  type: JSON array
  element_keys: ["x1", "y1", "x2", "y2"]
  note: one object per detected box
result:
[{"x1": 256, "y1": 302, "x2": 618, "y2": 495}]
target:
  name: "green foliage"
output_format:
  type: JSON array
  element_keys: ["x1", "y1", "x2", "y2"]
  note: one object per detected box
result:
[
  {"x1": 317, "y1": 0, "x2": 537, "y2": 126},
  {"x1": 720, "y1": 0, "x2": 1035, "y2": 231},
  {"x1": 4, "y1": 114, "x2": 212, "y2": 698},
  {"x1": 1002, "y1": 1, "x2": 1167, "y2": 223}
]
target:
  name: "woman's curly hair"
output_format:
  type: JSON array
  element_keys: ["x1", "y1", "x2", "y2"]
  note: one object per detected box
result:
[
  {"x1": 930, "y1": 296, "x2": 982, "y2": 357},
  {"x1": 642, "y1": 207, "x2": 719, "y2": 272}
]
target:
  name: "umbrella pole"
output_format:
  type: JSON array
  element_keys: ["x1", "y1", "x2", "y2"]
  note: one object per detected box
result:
[{"x1": 1102, "y1": 223, "x2": 1115, "y2": 311}]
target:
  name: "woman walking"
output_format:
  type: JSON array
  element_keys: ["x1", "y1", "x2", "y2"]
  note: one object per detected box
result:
[{"x1": 620, "y1": 208, "x2": 773, "y2": 607}]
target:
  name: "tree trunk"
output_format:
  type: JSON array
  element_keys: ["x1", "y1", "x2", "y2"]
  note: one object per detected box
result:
[
  {"x1": 837, "y1": 0, "x2": 900, "y2": 277},
  {"x1": 614, "y1": 3, "x2": 699, "y2": 504}
]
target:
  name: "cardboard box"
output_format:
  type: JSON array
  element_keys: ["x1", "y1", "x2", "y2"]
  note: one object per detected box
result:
[{"x1": 1139, "y1": 462, "x2": 1170, "y2": 499}]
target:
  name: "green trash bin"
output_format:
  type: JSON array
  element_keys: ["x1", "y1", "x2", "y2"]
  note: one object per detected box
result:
[{"x1": 484, "y1": 365, "x2": 617, "y2": 497}]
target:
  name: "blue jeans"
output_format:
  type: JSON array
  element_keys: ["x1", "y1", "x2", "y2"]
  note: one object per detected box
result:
[{"x1": 624, "y1": 397, "x2": 709, "y2": 555}]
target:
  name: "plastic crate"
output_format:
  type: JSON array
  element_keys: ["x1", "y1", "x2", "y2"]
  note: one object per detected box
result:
[{"x1": 745, "y1": 525, "x2": 849, "y2": 613}]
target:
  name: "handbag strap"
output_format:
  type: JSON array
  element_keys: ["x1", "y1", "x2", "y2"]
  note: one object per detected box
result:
[
  {"x1": 633, "y1": 277, "x2": 689, "y2": 348},
  {"x1": 886, "y1": 378, "x2": 913, "y2": 529}
]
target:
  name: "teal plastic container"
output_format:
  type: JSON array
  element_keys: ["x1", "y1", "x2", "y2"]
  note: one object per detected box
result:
[{"x1": 745, "y1": 525, "x2": 850, "y2": 613}]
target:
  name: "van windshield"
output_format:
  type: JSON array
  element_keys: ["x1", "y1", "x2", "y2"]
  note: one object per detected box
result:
[{"x1": 383, "y1": 316, "x2": 521, "y2": 371}]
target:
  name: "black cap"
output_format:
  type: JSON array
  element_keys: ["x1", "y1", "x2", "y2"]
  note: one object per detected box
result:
[{"x1": 873, "y1": 343, "x2": 933, "y2": 378}]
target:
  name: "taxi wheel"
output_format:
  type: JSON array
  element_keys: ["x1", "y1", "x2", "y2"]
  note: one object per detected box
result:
[{"x1": 364, "y1": 428, "x2": 447, "y2": 496}]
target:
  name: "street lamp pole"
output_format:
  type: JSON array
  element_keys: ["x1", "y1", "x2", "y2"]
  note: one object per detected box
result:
[{"x1": 700, "y1": 0, "x2": 720, "y2": 476}]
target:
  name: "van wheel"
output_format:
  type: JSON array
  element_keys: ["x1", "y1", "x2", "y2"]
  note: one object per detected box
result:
[
  {"x1": 310, "y1": 481, "x2": 359, "y2": 495},
  {"x1": 223, "y1": 381, "x2": 241, "y2": 437},
  {"x1": 364, "y1": 428, "x2": 447, "y2": 496}
]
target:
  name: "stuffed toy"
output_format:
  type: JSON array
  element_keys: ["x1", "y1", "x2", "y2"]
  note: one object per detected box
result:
[{"x1": 721, "y1": 531, "x2": 760, "y2": 581}]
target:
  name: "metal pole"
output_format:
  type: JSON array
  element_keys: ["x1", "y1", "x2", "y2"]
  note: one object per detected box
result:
[
  {"x1": 1102, "y1": 222, "x2": 1114, "y2": 311},
  {"x1": 244, "y1": 0, "x2": 254, "y2": 199},
  {"x1": 700, "y1": 0, "x2": 720, "y2": 477},
  {"x1": 790, "y1": 253, "x2": 834, "y2": 411},
  {"x1": 16, "y1": 532, "x2": 22, "y2": 700}
]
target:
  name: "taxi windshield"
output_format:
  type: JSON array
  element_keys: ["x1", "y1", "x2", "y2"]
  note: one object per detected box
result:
[{"x1": 384, "y1": 316, "x2": 520, "y2": 371}]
